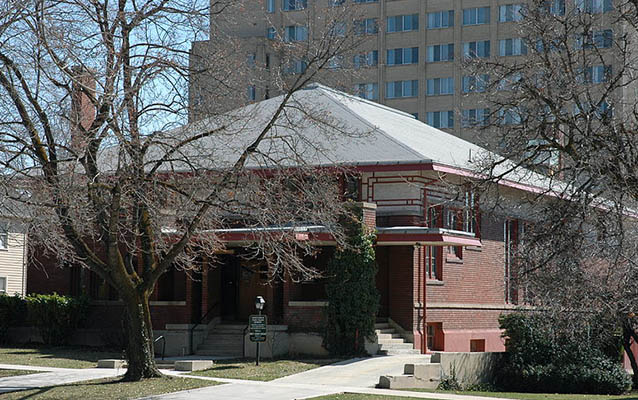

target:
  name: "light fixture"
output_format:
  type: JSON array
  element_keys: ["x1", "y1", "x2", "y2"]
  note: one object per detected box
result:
[{"x1": 255, "y1": 296, "x2": 265, "y2": 311}]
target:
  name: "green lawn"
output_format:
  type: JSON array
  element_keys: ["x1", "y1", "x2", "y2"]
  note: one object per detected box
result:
[
  {"x1": 0, "y1": 376, "x2": 220, "y2": 399},
  {"x1": 0, "y1": 369, "x2": 39, "y2": 378},
  {"x1": 190, "y1": 358, "x2": 341, "y2": 381},
  {"x1": 310, "y1": 395, "x2": 442, "y2": 400},
  {"x1": 405, "y1": 389, "x2": 638, "y2": 400},
  {"x1": 0, "y1": 346, "x2": 123, "y2": 369}
]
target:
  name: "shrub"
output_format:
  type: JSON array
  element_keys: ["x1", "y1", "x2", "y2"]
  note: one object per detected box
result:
[
  {"x1": 25, "y1": 293, "x2": 89, "y2": 345},
  {"x1": 497, "y1": 313, "x2": 631, "y2": 395},
  {"x1": 0, "y1": 294, "x2": 27, "y2": 343}
]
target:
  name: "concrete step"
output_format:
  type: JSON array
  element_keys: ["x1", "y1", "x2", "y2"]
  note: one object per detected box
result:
[
  {"x1": 375, "y1": 328, "x2": 395, "y2": 334},
  {"x1": 376, "y1": 333, "x2": 402, "y2": 340},
  {"x1": 378, "y1": 374, "x2": 438, "y2": 389},
  {"x1": 378, "y1": 338, "x2": 407, "y2": 345},
  {"x1": 378, "y1": 348, "x2": 421, "y2": 355},
  {"x1": 379, "y1": 343, "x2": 415, "y2": 350}
]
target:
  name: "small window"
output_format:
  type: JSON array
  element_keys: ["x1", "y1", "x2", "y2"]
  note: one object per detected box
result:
[
  {"x1": 470, "y1": 339, "x2": 486, "y2": 352},
  {"x1": 0, "y1": 276, "x2": 6, "y2": 293}
]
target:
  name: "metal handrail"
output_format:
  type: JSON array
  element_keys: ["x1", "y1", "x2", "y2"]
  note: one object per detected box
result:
[
  {"x1": 189, "y1": 301, "x2": 220, "y2": 354},
  {"x1": 154, "y1": 335, "x2": 166, "y2": 360}
]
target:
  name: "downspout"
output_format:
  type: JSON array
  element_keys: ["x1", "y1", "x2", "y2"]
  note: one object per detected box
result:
[
  {"x1": 421, "y1": 245, "x2": 427, "y2": 354},
  {"x1": 22, "y1": 231, "x2": 27, "y2": 296}
]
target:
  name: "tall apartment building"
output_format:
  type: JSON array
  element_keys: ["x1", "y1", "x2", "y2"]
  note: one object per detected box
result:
[{"x1": 190, "y1": 0, "x2": 620, "y2": 144}]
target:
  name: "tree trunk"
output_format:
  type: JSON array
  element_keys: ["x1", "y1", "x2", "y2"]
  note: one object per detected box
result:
[
  {"x1": 622, "y1": 325, "x2": 638, "y2": 389},
  {"x1": 122, "y1": 292, "x2": 162, "y2": 381}
]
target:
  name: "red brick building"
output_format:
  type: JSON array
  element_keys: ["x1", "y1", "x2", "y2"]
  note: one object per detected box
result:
[{"x1": 27, "y1": 85, "x2": 552, "y2": 356}]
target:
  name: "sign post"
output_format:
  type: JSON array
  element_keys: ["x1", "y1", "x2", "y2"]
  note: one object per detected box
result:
[{"x1": 249, "y1": 313, "x2": 267, "y2": 366}]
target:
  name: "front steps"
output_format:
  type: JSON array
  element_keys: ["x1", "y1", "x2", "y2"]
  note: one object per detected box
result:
[
  {"x1": 195, "y1": 324, "x2": 245, "y2": 357},
  {"x1": 375, "y1": 320, "x2": 420, "y2": 355}
]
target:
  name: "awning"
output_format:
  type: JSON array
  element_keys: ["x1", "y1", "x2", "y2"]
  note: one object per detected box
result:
[{"x1": 376, "y1": 227, "x2": 481, "y2": 247}]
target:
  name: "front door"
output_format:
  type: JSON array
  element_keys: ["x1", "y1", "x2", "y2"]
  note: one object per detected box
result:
[{"x1": 221, "y1": 258, "x2": 238, "y2": 320}]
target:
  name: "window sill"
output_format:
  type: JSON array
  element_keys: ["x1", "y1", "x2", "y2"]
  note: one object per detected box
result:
[
  {"x1": 427, "y1": 279, "x2": 444, "y2": 286},
  {"x1": 446, "y1": 256, "x2": 464, "y2": 264},
  {"x1": 466, "y1": 245, "x2": 482, "y2": 252}
]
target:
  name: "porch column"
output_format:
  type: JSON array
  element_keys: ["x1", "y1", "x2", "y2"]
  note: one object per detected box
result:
[
  {"x1": 185, "y1": 273, "x2": 193, "y2": 323},
  {"x1": 412, "y1": 244, "x2": 426, "y2": 353}
]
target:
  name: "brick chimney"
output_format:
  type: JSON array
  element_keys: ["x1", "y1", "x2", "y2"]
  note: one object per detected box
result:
[{"x1": 70, "y1": 66, "x2": 96, "y2": 153}]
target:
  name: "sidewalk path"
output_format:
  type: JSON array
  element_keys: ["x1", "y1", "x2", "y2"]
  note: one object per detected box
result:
[{"x1": 0, "y1": 363, "x2": 124, "y2": 394}]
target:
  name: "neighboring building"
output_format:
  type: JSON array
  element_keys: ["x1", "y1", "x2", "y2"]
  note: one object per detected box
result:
[
  {"x1": 0, "y1": 214, "x2": 27, "y2": 297},
  {"x1": 189, "y1": 0, "x2": 622, "y2": 144},
  {"x1": 27, "y1": 85, "x2": 553, "y2": 356}
]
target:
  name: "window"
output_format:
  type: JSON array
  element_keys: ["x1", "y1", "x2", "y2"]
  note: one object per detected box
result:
[
  {"x1": 284, "y1": 25, "x2": 308, "y2": 42},
  {"x1": 499, "y1": 38, "x2": 528, "y2": 56},
  {"x1": 575, "y1": 101, "x2": 612, "y2": 119},
  {"x1": 331, "y1": 22, "x2": 347, "y2": 37},
  {"x1": 354, "y1": 83, "x2": 379, "y2": 100},
  {"x1": 354, "y1": 0, "x2": 378, "y2": 3},
  {"x1": 499, "y1": 4, "x2": 524, "y2": 22},
  {"x1": 580, "y1": 65, "x2": 612, "y2": 83},
  {"x1": 282, "y1": 0, "x2": 306, "y2": 11},
  {"x1": 576, "y1": 0, "x2": 613, "y2": 13},
  {"x1": 427, "y1": 10, "x2": 454, "y2": 29},
  {"x1": 499, "y1": 108, "x2": 524, "y2": 125},
  {"x1": 267, "y1": 0, "x2": 275, "y2": 13},
  {"x1": 353, "y1": 50, "x2": 378, "y2": 68},
  {"x1": 463, "y1": 190, "x2": 479, "y2": 234},
  {"x1": 0, "y1": 277, "x2": 6, "y2": 293},
  {"x1": 470, "y1": 339, "x2": 486, "y2": 352},
  {"x1": 247, "y1": 85, "x2": 256, "y2": 101},
  {"x1": 426, "y1": 43, "x2": 454, "y2": 62},
  {"x1": 265, "y1": 54, "x2": 271, "y2": 69},
  {"x1": 462, "y1": 108, "x2": 490, "y2": 127},
  {"x1": 526, "y1": 139, "x2": 560, "y2": 167},
  {"x1": 266, "y1": 27, "x2": 276, "y2": 39},
  {"x1": 541, "y1": 0, "x2": 565, "y2": 15},
  {"x1": 498, "y1": 72, "x2": 522, "y2": 91},
  {"x1": 387, "y1": 47, "x2": 419, "y2": 66},
  {"x1": 462, "y1": 74, "x2": 489, "y2": 93},
  {"x1": 504, "y1": 219, "x2": 521, "y2": 304},
  {"x1": 387, "y1": 14, "x2": 419, "y2": 33},
  {"x1": 426, "y1": 111, "x2": 454, "y2": 128},
  {"x1": 463, "y1": 40, "x2": 490, "y2": 58},
  {"x1": 463, "y1": 7, "x2": 490, "y2": 25},
  {"x1": 426, "y1": 77, "x2": 454, "y2": 96},
  {"x1": 327, "y1": 55, "x2": 343, "y2": 69},
  {"x1": 385, "y1": 80, "x2": 419, "y2": 98},
  {"x1": 577, "y1": 29, "x2": 613, "y2": 49},
  {"x1": 354, "y1": 18, "x2": 378, "y2": 35},
  {"x1": 285, "y1": 59, "x2": 307, "y2": 74},
  {"x1": 247, "y1": 53, "x2": 256, "y2": 68},
  {"x1": 0, "y1": 222, "x2": 7, "y2": 250},
  {"x1": 426, "y1": 246, "x2": 442, "y2": 280},
  {"x1": 331, "y1": 0, "x2": 345, "y2": 5}
]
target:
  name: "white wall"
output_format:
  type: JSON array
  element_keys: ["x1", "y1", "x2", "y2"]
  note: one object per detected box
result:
[{"x1": 0, "y1": 230, "x2": 27, "y2": 296}]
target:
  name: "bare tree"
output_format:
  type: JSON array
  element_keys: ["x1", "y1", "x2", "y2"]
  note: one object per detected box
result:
[
  {"x1": 466, "y1": 0, "x2": 638, "y2": 384},
  {"x1": 0, "y1": 0, "x2": 367, "y2": 380}
]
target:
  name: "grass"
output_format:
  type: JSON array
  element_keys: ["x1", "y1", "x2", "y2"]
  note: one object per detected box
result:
[
  {"x1": 0, "y1": 369, "x2": 38, "y2": 378},
  {"x1": 0, "y1": 375, "x2": 221, "y2": 399},
  {"x1": 404, "y1": 388, "x2": 638, "y2": 400},
  {"x1": 310, "y1": 395, "x2": 442, "y2": 400},
  {"x1": 190, "y1": 358, "x2": 341, "y2": 381},
  {"x1": 0, "y1": 346, "x2": 123, "y2": 369}
]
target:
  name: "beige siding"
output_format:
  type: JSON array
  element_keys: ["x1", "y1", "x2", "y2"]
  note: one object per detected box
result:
[{"x1": 0, "y1": 231, "x2": 27, "y2": 296}]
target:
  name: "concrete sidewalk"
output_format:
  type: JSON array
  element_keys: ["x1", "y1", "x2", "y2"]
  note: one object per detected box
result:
[{"x1": 0, "y1": 363, "x2": 124, "y2": 394}]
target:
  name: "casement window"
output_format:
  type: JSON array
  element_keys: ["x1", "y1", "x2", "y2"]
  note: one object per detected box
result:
[
  {"x1": 267, "y1": 0, "x2": 275, "y2": 13},
  {"x1": 499, "y1": 4, "x2": 524, "y2": 22},
  {"x1": 387, "y1": 14, "x2": 419, "y2": 33},
  {"x1": 282, "y1": 0, "x2": 307, "y2": 11},
  {"x1": 385, "y1": 80, "x2": 419, "y2": 98},
  {"x1": 463, "y1": 40, "x2": 491, "y2": 59},
  {"x1": 462, "y1": 74, "x2": 489, "y2": 93},
  {"x1": 386, "y1": 47, "x2": 419, "y2": 66},
  {"x1": 354, "y1": 18, "x2": 378, "y2": 35},
  {"x1": 499, "y1": 38, "x2": 528, "y2": 56},
  {"x1": 426, "y1": 111, "x2": 454, "y2": 128},
  {"x1": 462, "y1": 108, "x2": 490, "y2": 127},
  {"x1": 426, "y1": 77, "x2": 454, "y2": 96},
  {"x1": 576, "y1": 0, "x2": 613, "y2": 13},
  {"x1": 0, "y1": 221, "x2": 7, "y2": 250},
  {"x1": 353, "y1": 50, "x2": 378, "y2": 68},
  {"x1": 427, "y1": 10, "x2": 454, "y2": 29},
  {"x1": 354, "y1": 83, "x2": 379, "y2": 100},
  {"x1": 284, "y1": 25, "x2": 308, "y2": 42},
  {"x1": 463, "y1": 7, "x2": 490, "y2": 25},
  {"x1": 426, "y1": 44, "x2": 454, "y2": 62}
]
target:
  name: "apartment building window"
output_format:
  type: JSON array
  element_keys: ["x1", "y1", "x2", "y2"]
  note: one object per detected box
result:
[
  {"x1": 386, "y1": 80, "x2": 418, "y2": 98},
  {"x1": 282, "y1": 0, "x2": 307, "y2": 11},
  {"x1": 462, "y1": 7, "x2": 490, "y2": 25},
  {"x1": 499, "y1": 4, "x2": 524, "y2": 22},
  {"x1": 427, "y1": 10, "x2": 454, "y2": 29},
  {"x1": 426, "y1": 111, "x2": 454, "y2": 128},
  {"x1": 580, "y1": 65, "x2": 612, "y2": 83},
  {"x1": 426, "y1": 43, "x2": 454, "y2": 62},
  {"x1": 387, "y1": 14, "x2": 419, "y2": 33},
  {"x1": 463, "y1": 40, "x2": 490, "y2": 58},
  {"x1": 462, "y1": 74, "x2": 489, "y2": 93},
  {"x1": 265, "y1": 54, "x2": 271, "y2": 69},
  {"x1": 387, "y1": 47, "x2": 419, "y2": 66},
  {"x1": 543, "y1": 0, "x2": 566, "y2": 15},
  {"x1": 285, "y1": 59, "x2": 308, "y2": 74},
  {"x1": 267, "y1": 0, "x2": 275, "y2": 13},
  {"x1": 574, "y1": 101, "x2": 612, "y2": 119},
  {"x1": 327, "y1": 55, "x2": 344, "y2": 69},
  {"x1": 354, "y1": 18, "x2": 378, "y2": 35},
  {"x1": 353, "y1": 50, "x2": 378, "y2": 68},
  {"x1": 426, "y1": 77, "x2": 454, "y2": 96},
  {"x1": 247, "y1": 85, "x2": 256, "y2": 101},
  {"x1": 499, "y1": 38, "x2": 528, "y2": 56},
  {"x1": 499, "y1": 108, "x2": 524, "y2": 125},
  {"x1": 577, "y1": 29, "x2": 613, "y2": 49},
  {"x1": 576, "y1": 0, "x2": 613, "y2": 13},
  {"x1": 331, "y1": 0, "x2": 345, "y2": 5},
  {"x1": 266, "y1": 27, "x2": 276, "y2": 39},
  {"x1": 355, "y1": 83, "x2": 379, "y2": 100},
  {"x1": 462, "y1": 108, "x2": 490, "y2": 127},
  {"x1": 526, "y1": 139, "x2": 560, "y2": 167},
  {"x1": 247, "y1": 53, "x2": 256, "y2": 68},
  {"x1": 0, "y1": 221, "x2": 7, "y2": 250},
  {"x1": 499, "y1": 72, "x2": 522, "y2": 91},
  {"x1": 284, "y1": 25, "x2": 308, "y2": 42}
]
